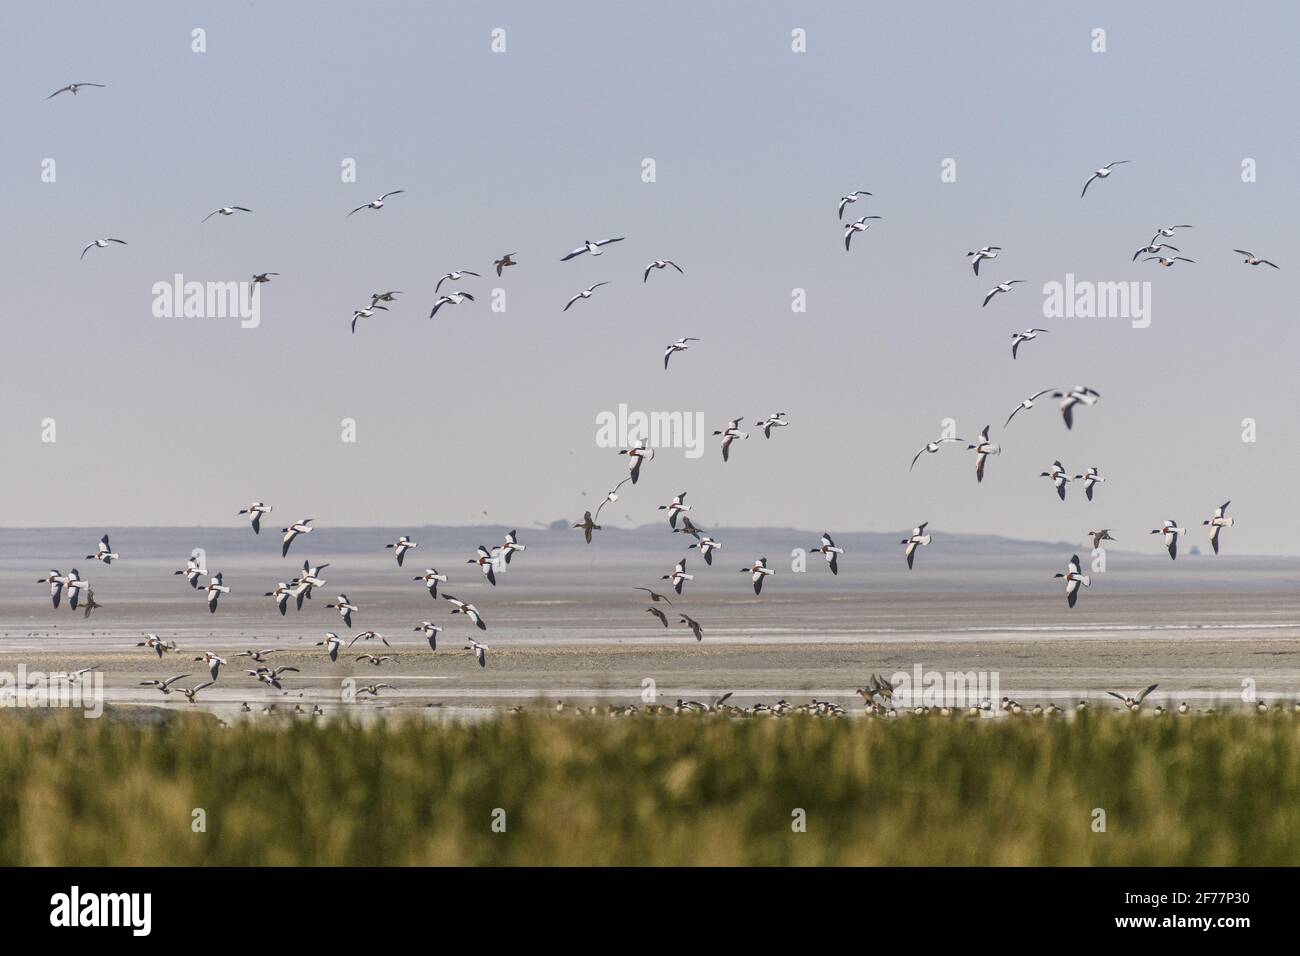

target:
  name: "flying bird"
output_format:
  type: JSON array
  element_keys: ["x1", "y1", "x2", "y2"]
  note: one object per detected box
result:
[
  {"x1": 465, "y1": 638, "x2": 488, "y2": 668},
  {"x1": 574, "y1": 511, "x2": 601, "y2": 543},
  {"x1": 644, "y1": 260, "x2": 683, "y2": 282},
  {"x1": 837, "y1": 191, "x2": 872, "y2": 220},
  {"x1": 1088, "y1": 529, "x2": 1116, "y2": 549},
  {"x1": 633, "y1": 587, "x2": 673, "y2": 605},
  {"x1": 414, "y1": 568, "x2": 447, "y2": 599},
  {"x1": 982, "y1": 280, "x2": 1025, "y2": 308},
  {"x1": 316, "y1": 633, "x2": 343, "y2": 662},
  {"x1": 347, "y1": 190, "x2": 405, "y2": 216},
  {"x1": 812, "y1": 534, "x2": 844, "y2": 575},
  {"x1": 687, "y1": 535, "x2": 721, "y2": 566},
  {"x1": 844, "y1": 216, "x2": 882, "y2": 251},
  {"x1": 47, "y1": 82, "x2": 107, "y2": 99},
  {"x1": 1080, "y1": 161, "x2": 1130, "y2": 198},
  {"x1": 663, "y1": 337, "x2": 699, "y2": 369},
  {"x1": 1143, "y1": 256, "x2": 1195, "y2": 267},
  {"x1": 967, "y1": 246, "x2": 1001, "y2": 275},
  {"x1": 325, "y1": 594, "x2": 358, "y2": 627},
  {"x1": 901, "y1": 523, "x2": 931, "y2": 569},
  {"x1": 756, "y1": 412, "x2": 789, "y2": 438},
  {"x1": 201, "y1": 206, "x2": 252, "y2": 222},
  {"x1": 350, "y1": 305, "x2": 388, "y2": 334},
  {"x1": 1040, "y1": 461, "x2": 1071, "y2": 501},
  {"x1": 281, "y1": 519, "x2": 314, "y2": 557},
  {"x1": 415, "y1": 621, "x2": 443, "y2": 650},
  {"x1": 663, "y1": 559, "x2": 693, "y2": 595},
  {"x1": 444, "y1": 595, "x2": 486, "y2": 630},
  {"x1": 137, "y1": 634, "x2": 177, "y2": 658},
  {"x1": 1149, "y1": 519, "x2": 1187, "y2": 560},
  {"x1": 80, "y1": 238, "x2": 126, "y2": 260},
  {"x1": 968, "y1": 426, "x2": 1000, "y2": 483},
  {"x1": 1004, "y1": 388, "x2": 1056, "y2": 428},
  {"x1": 203, "y1": 572, "x2": 230, "y2": 612},
  {"x1": 140, "y1": 674, "x2": 190, "y2": 696},
  {"x1": 86, "y1": 534, "x2": 118, "y2": 564},
  {"x1": 1108, "y1": 684, "x2": 1159, "y2": 712},
  {"x1": 435, "y1": 271, "x2": 480, "y2": 293},
  {"x1": 1132, "y1": 242, "x2": 1179, "y2": 261},
  {"x1": 1234, "y1": 250, "x2": 1279, "y2": 268},
  {"x1": 38, "y1": 570, "x2": 65, "y2": 608},
  {"x1": 429, "y1": 291, "x2": 474, "y2": 318},
  {"x1": 1054, "y1": 554, "x2": 1091, "y2": 608},
  {"x1": 386, "y1": 535, "x2": 417, "y2": 566},
  {"x1": 238, "y1": 501, "x2": 272, "y2": 534},
  {"x1": 468, "y1": 545, "x2": 499, "y2": 586},
  {"x1": 741, "y1": 557, "x2": 775, "y2": 595},
  {"x1": 658, "y1": 492, "x2": 690, "y2": 529},
  {"x1": 494, "y1": 253, "x2": 517, "y2": 275},
  {"x1": 646, "y1": 606, "x2": 669, "y2": 627},
  {"x1": 1075, "y1": 466, "x2": 1105, "y2": 501},
  {"x1": 1011, "y1": 328, "x2": 1048, "y2": 360},
  {"x1": 1203, "y1": 501, "x2": 1234, "y2": 554},
  {"x1": 909, "y1": 437, "x2": 966, "y2": 471},
  {"x1": 713, "y1": 418, "x2": 748, "y2": 462},
  {"x1": 563, "y1": 282, "x2": 610, "y2": 311},
  {"x1": 560, "y1": 238, "x2": 625, "y2": 261},
  {"x1": 679, "y1": 614, "x2": 704, "y2": 642},
  {"x1": 618, "y1": 441, "x2": 654, "y2": 484},
  {"x1": 1052, "y1": 386, "x2": 1100, "y2": 430}
]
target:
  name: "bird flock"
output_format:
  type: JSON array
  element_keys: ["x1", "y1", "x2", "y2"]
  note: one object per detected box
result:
[{"x1": 34, "y1": 82, "x2": 1284, "y2": 717}]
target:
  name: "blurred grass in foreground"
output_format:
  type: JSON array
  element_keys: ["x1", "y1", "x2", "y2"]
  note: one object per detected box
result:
[{"x1": 1, "y1": 711, "x2": 1298, "y2": 865}]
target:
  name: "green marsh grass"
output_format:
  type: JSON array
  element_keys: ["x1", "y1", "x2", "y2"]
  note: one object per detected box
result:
[{"x1": 1, "y1": 711, "x2": 1297, "y2": 865}]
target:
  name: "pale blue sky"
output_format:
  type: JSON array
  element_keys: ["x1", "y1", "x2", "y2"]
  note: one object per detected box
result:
[{"x1": 1, "y1": 1, "x2": 1297, "y2": 553}]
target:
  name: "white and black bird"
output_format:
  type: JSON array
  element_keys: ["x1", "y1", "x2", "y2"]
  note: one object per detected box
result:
[
  {"x1": 658, "y1": 492, "x2": 691, "y2": 529},
  {"x1": 38, "y1": 570, "x2": 65, "y2": 608},
  {"x1": 193, "y1": 651, "x2": 228, "y2": 681},
  {"x1": 1108, "y1": 684, "x2": 1159, "y2": 712},
  {"x1": 1149, "y1": 519, "x2": 1187, "y2": 560},
  {"x1": 1040, "y1": 461, "x2": 1071, "y2": 501},
  {"x1": 594, "y1": 477, "x2": 632, "y2": 520},
  {"x1": 63, "y1": 569, "x2": 88, "y2": 610},
  {"x1": 563, "y1": 282, "x2": 610, "y2": 312},
  {"x1": 713, "y1": 418, "x2": 748, "y2": 462},
  {"x1": 428, "y1": 291, "x2": 474, "y2": 318},
  {"x1": 837, "y1": 191, "x2": 872, "y2": 220},
  {"x1": 1011, "y1": 328, "x2": 1048, "y2": 360},
  {"x1": 414, "y1": 569, "x2": 447, "y2": 599},
  {"x1": 1132, "y1": 242, "x2": 1180, "y2": 262},
  {"x1": 80, "y1": 237, "x2": 126, "y2": 260},
  {"x1": 281, "y1": 519, "x2": 313, "y2": 557},
  {"x1": 386, "y1": 535, "x2": 417, "y2": 567},
  {"x1": 86, "y1": 534, "x2": 118, "y2": 564},
  {"x1": 176, "y1": 681, "x2": 216, "y2": 704},
  {"x1": 966, "y1": 246, "x2": 1001, "y2": 275},
  {"x1": 968, "y1": 426, "x2": 1000, "y2": 483},
  {"x1": 140, "y1": 674, "x2": 190, "y2": 696},
  {"x1": 1054, "y1": 554, "x2": 1091, "y2": 609},
  {"x1": 618, "y1": 441, "x2": 654, "y2": 484},
  {"x1": 468, "y1": 545, "x2": 499, "y2": 585},
  {"x1": 499, "y1": 530, "x2": 526, "y2": 565},
  {"x1": 909, "y1": 437, "x2": 966, "y2": 471},
  {"x1": 1151, "y1": 225, "x2": 1193, "y2": 241},
  {"x1": 844, "y1": 216, "x2": 882, "y2": 251},
  {"x1": 47, "y1": 82, "x2": 106, "y2": 99},
  {"x1": 203, "y1": 572, "x2": 230, "y2": 612},
  {"x1": 741, "y1": 557, "x2": 775, "y2": 595},
  {"x1": 1004, "y1": 388, "x2": 1056, "y2": 428},
  {"x1": 1052, "y1": 386, "x2": 1100, "y2": 430},
  {"x1": 444, "y1": 595, "x2": 486, "y2": 630},
  {"x1": 238, "y1": 501, "x2": 272, "y2": 534},
  {"x1": 174, "y1": 554, "x2": 206, "y2": 589},
  {"x1": 1234, "y1": 249, "x2": 1279, "y2": 269},
  {"x1": 756, "y1": 412, "x2": 788, "y2": 438},
  {"x1": 201, "y1": 205, "x2": 252, "y2": 223},
  {"x1": 350, "y1": 305, "x2": 388, "y2": 334},
  {"x1": 325, "y1": 594, "x2": 358, "y2": 627},
  {"x1": 465, "y1": 638, "x2": 488, "y2": 668},
  {"x1": 347, "y1": 190, "x2": 405, "y2": 216},
  {"x1": 1075, "y1": 466, "x2": 1105, "y2": 501},
  {"x1": 1143, "y1": 256, "x2": 1195, "y2": 268},
  {"x1": 137, "y1": 634, "x2": 177, "y2": 658},
  {"x1": 1202, "y1": 501, "x2": 1234, "y2": 554},
  {"x1": 663, "y1": 337, "x2": 699, "y2": 369},
  {"x1": 560, "y1": 237, "x2": 625, "y2": 261},
  {"x1": 315, "y1": 632, "x2": 343, "y2": 662},
  {"x1": 812, "y1": 534, "x2": 844, "y2": 575},
  {"x1": 982, "y1": 279, "x2": 1025, "y2": 308},
  {"x1": 435, "y1": 271, "x2": 480, "y2": 293},
  {"x1": 644, "y1": 260, "x2": 683, "y2": 282},
  {"x1": 687, "y1": 535, "x2": 721, "y2": 566},
  {"x1": 1080, "y1": 161, "x2": 1130, "y2": 198},
  {"x1": 264, "y1": 582, "x2": 292, "y2": 615},
  {"x1": 901, "y1": 523, "x2": 931, "y2": 569},
  {"x1": 347, "y1": 630, "x2": 390, "y2": 649},
  {"x1": 414, "y1": 621, "x2": 443, "y2": 650},
  {"x1": 663, "y1": 559, "x2": 694, "y2": 595}
]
